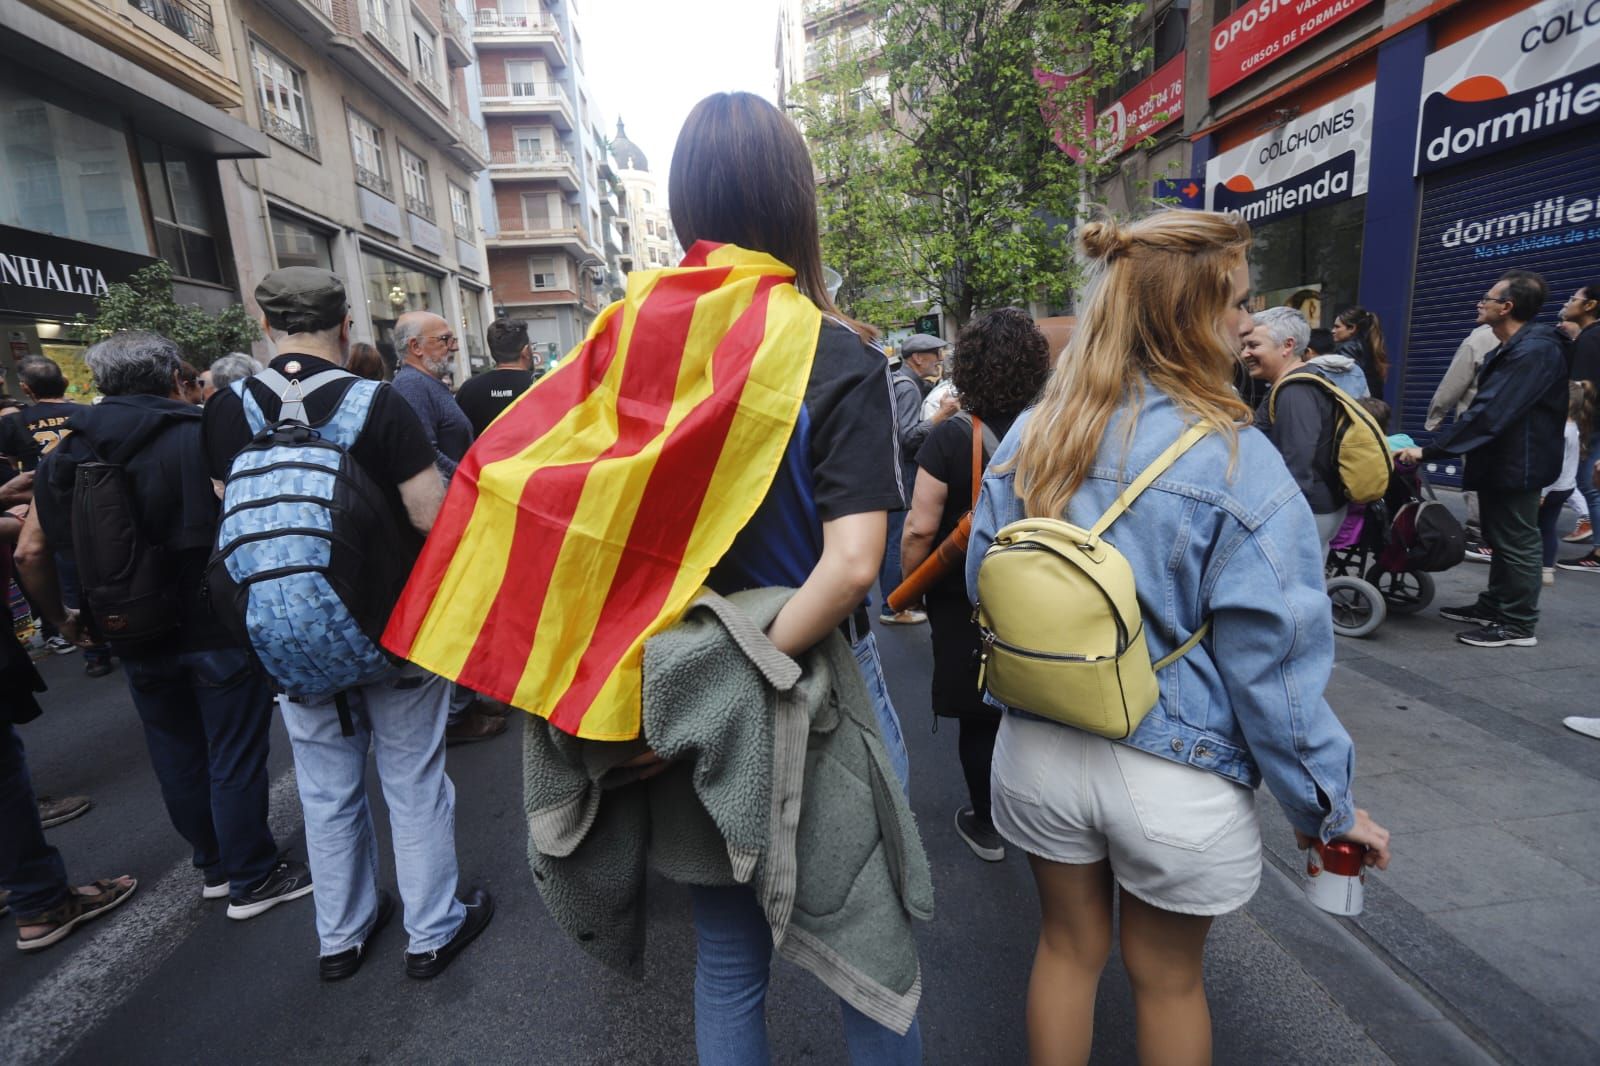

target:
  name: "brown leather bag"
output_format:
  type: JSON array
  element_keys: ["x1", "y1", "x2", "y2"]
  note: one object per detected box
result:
[{"x1": 887, "y1": 414, "x2": 989, "y2": 612}]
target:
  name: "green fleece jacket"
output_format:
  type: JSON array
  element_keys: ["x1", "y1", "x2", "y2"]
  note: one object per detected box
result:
[{"x1": 522, "y1": 587, "x2": 933, "y2": 1034}]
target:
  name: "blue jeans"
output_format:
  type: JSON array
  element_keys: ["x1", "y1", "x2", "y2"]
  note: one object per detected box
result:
[
  {"x1": 277, "y1": 666, "x2": 466, "y2": 956},
  {"x1": 0, "y1": 725, "x2": 68, "y2": 915},
  {"x1": 1581, "y1": 426, "x2": 1600, "y2": 542},
  {"x1": 122, "y1": 648, "x2": 279, "y2": 894},
  {"x1": 54, "y1": 551, "x2": 111, "y2": 666},
  {"x1": 688, "y1": 634, "x2": 917, "y2": 1064},
  {"x1": 877, "y1": 510, "x2": 907, "y2": 613}
]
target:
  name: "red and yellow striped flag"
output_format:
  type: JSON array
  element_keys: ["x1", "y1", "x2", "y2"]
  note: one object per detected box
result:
[{"x1": 381, "y1": 242, "x2": 822, "y2": 740}]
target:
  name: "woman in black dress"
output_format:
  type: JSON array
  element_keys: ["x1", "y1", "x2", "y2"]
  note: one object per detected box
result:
[{"x1": 900, "y1": 308, "x2": 1050, "y2": 861}]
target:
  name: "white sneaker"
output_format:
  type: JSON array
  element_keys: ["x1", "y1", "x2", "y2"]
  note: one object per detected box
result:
[
  {"x1": 878, "y1": 609, "x2": 927, "y2": 625},
  {"x1": 1542, "y1": 567, "x2": 1555, "y2": 587},
  {"x1": 1563, "y1": 717, "x2": 1600, "y2": 740}
]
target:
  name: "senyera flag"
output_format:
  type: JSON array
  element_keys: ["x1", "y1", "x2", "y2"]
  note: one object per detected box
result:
[{"x1": 382, "y1": 242, "x2": 821, "y2": 740}]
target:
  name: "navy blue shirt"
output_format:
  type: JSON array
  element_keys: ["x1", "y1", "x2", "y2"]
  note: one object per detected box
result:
[{"x1": 393, "y1": 365, "x2": 474, "y2": 479}]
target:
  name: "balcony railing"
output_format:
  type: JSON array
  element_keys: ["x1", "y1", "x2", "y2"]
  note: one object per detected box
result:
[
  {"x1": 455, "y1": 221, "x2": 476, "y2": 241},
  {"x1": 440, "y1": 1, "x2": 471, "y2": 61},
  {"x1": 361, "y1": 7, "x2": 405, "y2": 58},
  {"x1": 475, "y1": 10, "x2": 561, "y2": 35},
  {"x1": 415, "y1": 65, "x2": 445, "y2": 100},
  {"x1": 130, "y1": 0, "x2": 220, "y2": 56},
  {"x1": 405, "y1": 193, "x2": 434, "y2": 219},
  {"x1": 356, "y1": 164, "x2": 392, "y2": 198},
  {"x1": 451, "y1": 111, "x2": 488, "y2": 160},
  {"x1": 262, "y1": 111, "x2": 317, "y2": 155},
  {"x1": 479, "y1": 82, "x2": 571, "y2": 109},
  {"x1": 491, "y1": 149, "x2": 574, "y2": 170}
]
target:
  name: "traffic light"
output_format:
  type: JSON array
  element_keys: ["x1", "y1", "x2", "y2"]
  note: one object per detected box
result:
[{"x1": 916, "y1": 314, "x2": 939, "y2": 335}]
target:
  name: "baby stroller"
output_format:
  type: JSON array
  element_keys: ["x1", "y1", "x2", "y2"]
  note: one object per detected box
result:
[{"x1": 1325, "y1": 467, "x2": 1467, "y2": 637}]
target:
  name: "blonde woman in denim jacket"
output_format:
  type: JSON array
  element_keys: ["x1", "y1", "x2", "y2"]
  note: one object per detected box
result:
[{"x1": 966, "y1": 210, "x2": 1391, "y2": 1066}]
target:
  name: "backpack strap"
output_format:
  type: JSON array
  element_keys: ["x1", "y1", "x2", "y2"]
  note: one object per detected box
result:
[
  {"x1": 254, "y1": 367, "x2": 355, "y2": 426},
  {"x1": 1087, "y1": 424, "x2": 1210, "y2": 541}
]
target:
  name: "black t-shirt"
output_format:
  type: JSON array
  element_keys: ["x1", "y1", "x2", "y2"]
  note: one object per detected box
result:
[
  {"x1": 455, "y1": 366, "x2": 535, "y2": 438},
  {"x1": 34, "y1": 396, "x2": 231, "y2": 657},
  {"x1": 202, "y1": 353, "x2": 439, "y2": 554},
  {"x1": 1571, "y1": 322, "x2": 1600, "y2": 389},
  {"x1": 708, "y1": 317, "x2": 905, "y2": 594},
  {"x1": 0, "y1": 402, "x2": 79, "y2": 471},
  {"x1": 914, "y1": 412, "x2": 1016, "y2": 603}
]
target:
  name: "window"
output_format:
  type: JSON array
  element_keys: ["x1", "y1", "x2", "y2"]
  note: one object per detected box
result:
[
  {"x1": 270, "y1": 210, "x2": 333, "y2": 269},
  {"x1": 529, "y1": 256, "x2": 557, "y2": 289},
  {"x1": 138, "y1": 137, "x2": 223, "y2": 283},
  {"x1": 399, "y1": 145, "x2": 432, "y2": 218},
  {"x1": 499, "y1": 0, "x2": 530, "y2": 26},
  {"x1": 250, "y1": 39, "x2": 315, "y2": 155},
  {"x1": 348, "y1": 110, "x2": 389, "y2": 195},
  {"x1": 520, "y1": 192, "x2": 549, "y2": 229},
  {"x1": 363, "y1": 249, "x2": 443, "y2": 346},
  {"x1": 448, "y1": 182, "x2": 472, "y2": 235},
  {"x1": 642, "y1": 188, "x2": 652, "y2": 205},
  {"x1": 506, "y1": 60, "x2": 539, "y2": 96},
  {"x1": 413, "y1": 22, "x2": 441, "y2": 93},
  {"x1": 362, "y1": 0, "x2": 398, "y2": 51},
  {"x1": 513, "y1": 126, "x2": 544, "y2": 161}
]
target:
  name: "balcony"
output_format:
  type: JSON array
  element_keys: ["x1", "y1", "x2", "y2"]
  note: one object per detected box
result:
[
  {"x1": 491, "y1": 220, "x2": 591, "y2": 256},
  {"x1": 603, "y1": 218, "x2": 622, "y2": 255},
  {"x1": 489, "y1": 149, "x2": 578, "y2": 189},
  {"x1": 250, "y1": 0, "x2": 334, "y2": 34},
  {"x1": 356, "y1": 164, "x2": 393, "y2": 198},
  {"x1": 129, "y1": 0, "x2": 220, "y2": 56},
  {"x1": 415, "y1": 64, "x2": 447, "y2": 105},
  {"x1": 440, "y1": 2, "x2": 473, "y2": 66},
  {"x1": 472, "y1": 9, "x2": 567, "y2": 65},
  {"x1": 261, "y1": 111, "x2": 318, "y2": 156},
  {"x1": 478, "y1": 82, "x2": 573, "y2": 129},
  {"x1": 359, "y1": 4, "x2": 406, "y2": 62},
  {"x1": 406, "y1": 193, "x2": 434, "y2": 220},
  {"x1": 449, "y1": 111, "x2": 490, "y2": 168}
]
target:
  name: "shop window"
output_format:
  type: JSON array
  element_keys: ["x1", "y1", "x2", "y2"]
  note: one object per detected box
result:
[
  {"x1": 1246, "y1": 196, "x2": 1366, "y2": 330},
  {"x1": 0, "y1": 84, "x2": 147, "y2": 255},
  {"x1": 270, "y1": 210, "x2": 333, "y2": 270},
  {"x1": 138, "y1": 137, "x2": 223, "y2": 284},
  {"x1": 362, "y1": 249, "x2": 442, "y2": 347},
  {"x1": 250, "y1": 38, "x2": 317, "y2": 156}
]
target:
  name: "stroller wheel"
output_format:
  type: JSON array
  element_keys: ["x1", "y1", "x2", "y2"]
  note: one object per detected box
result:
[
  {"x1": 1327, "y1": 576, "x2": 1387, "y2": 638},
  {"x1": 1364, "y1": 566, "x2": 1435, "y2": 615}
]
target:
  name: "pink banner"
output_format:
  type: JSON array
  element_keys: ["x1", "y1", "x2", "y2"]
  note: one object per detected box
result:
[
  {"x1": 1097, "y1": 55, "x2": 1185, "y2": 156},
  {"x1": 1209, "y1": 0, "x2": 1375, "y2": 96}
]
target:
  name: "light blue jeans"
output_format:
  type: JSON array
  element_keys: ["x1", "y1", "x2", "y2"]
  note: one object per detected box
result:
[
  {"x1": 278, "y1": 667, "x2": 466, "y2": 956},
  {"x1": 689, "y1": 634, "x2": 918, "y2": 1065}
]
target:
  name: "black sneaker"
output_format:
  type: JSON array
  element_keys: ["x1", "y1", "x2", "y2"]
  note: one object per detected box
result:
[
  {"x1": 405, "y1": 887, "x2": 494, "y2": 979},
  {"x1": 320, "y1": 889, "x2": 395, "y2": 982},
  {"x1": 227, "y1": 858, "x2": 314, "y2": 920},
  {"x1": 954, "y1": 807, "x2": 1005, "y2": 863},
  {"x1": 1457, "y1": 623, "x2": 1537, "y2": 648},
  {"x1": 1439, "y1": 603, "x2": 1498, "y2": 626},
  {"x1": 1462, "y1": 544, "x2": 1493, "y2": 563},
  {"x1": 1556, "y1": 554, "x2": 1600, "y2": 573}
]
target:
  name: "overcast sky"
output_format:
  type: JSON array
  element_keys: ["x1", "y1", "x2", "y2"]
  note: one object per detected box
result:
[{"x1": 580, "y1": 0, "x2": 783, "y2": 183}]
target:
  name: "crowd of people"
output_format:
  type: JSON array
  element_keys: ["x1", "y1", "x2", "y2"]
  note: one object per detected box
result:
[{"x1": 4, "y1": 88, "x2": 1594, "y2": 1064}]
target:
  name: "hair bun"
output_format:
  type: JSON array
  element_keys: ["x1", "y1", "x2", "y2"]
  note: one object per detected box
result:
[{"x1": 1079, "y1": 220, "x2": 1130, "y2": 261}]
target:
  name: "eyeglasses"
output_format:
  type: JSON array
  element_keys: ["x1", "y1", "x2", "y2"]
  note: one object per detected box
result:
[
  {"x1": 1477, "y1": 294, "x2": 1510, "y2": 306},
  {"x1": 428, "y1": 332, "x2": 457, "y2": 345}
]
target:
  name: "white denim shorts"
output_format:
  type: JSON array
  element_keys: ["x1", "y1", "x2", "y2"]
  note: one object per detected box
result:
[{"x1": 990, "y1": 710, "x2": 1262, "y2": 916}]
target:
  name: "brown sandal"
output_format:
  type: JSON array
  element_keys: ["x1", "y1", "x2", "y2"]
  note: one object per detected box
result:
[{"x1": 15, "y1": 876, "x2": 137, "y2": 953}]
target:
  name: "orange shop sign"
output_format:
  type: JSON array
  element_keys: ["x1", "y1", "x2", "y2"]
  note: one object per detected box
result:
[{"x1": 1210, "y1": 0, "x2": 1376, "y2": 96}]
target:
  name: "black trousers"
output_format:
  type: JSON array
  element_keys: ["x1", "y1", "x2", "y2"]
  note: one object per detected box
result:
[{"x1": 957, "y1": 716, "x2": 1000, "y2": 826}]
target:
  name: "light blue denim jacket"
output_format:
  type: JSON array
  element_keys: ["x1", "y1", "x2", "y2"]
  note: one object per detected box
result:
[{"x1": 966, "y1": 388, "x2": 1357, "y2": 842}]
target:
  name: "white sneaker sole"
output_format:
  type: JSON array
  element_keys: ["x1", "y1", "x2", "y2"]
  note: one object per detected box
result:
[
  {"x1": 954, "y1": 811, "x2": 1006, "y2": 862},
  {"x1": 1457, "y1": 633, "x2": 1537, "y2": 648},
  {"x1": 1562, "y1": 717, "x2": 1600, "y2": 740},
  {"x1": 202, "y1": 882, "x2": 230, "y2": 900},
  {"x1": 226, "y1": 882, "x2": 314, "y2": 920}
]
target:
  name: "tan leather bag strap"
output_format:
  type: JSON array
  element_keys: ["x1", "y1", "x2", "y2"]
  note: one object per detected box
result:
[
  {"x1": 970, "y1": 414, "x2": 984, "y2": 511},
  {"x1": 1087, "y1": 424, "x2": 1211, "y2": 541}
]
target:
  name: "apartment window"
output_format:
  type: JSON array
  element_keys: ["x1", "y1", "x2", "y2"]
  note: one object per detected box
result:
[
  {"x1": 399, "y1": 146, "x2": 432, "y2": 217},
  {"x1": 270, "y1": 209, "x2": 333, "y2": 269},
  {"x1": 413, "y1": 22, "x2": 441, "y2": 93},
  {"x1": 363, "y1": 0, "x2": 399, "y2": 51},
  {"x1": 499, "y1": 0, "x2": 531, "y2": 26},
  {"x1": 448, "y1": 182, "x2": 472, "y2": 235},
  {"x1": 642, "y1": 188, "x2": 652, "y2": 205},
  {"x1": 506, "y1": 60, "x2": 539, "y2": 96},
  {"x1": 513, "y1": 126, "x2": 544, "y2": 161},
  {"x1": 250, "y1": 39, "x2": 316, "y2": 156},
  {"x1": 348, "y1": 110, "x2": 390, "y2": 196},
  {"x1": 529, "y1": 255, "x2": 557, "y2": 289},
  {"x1": 521, "y1": 192, "x2": 550, "y2": 229},
  {"x1": 138, "y1": 137, "x2": 223, "y2": 283}
]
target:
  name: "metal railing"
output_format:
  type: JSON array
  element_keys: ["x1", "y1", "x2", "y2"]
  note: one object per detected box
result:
[
  {"x1": 474, "y1": 9, "x2": 561, "y2": 35},
  {"x1": 130, "y1": 0, "x2": 220, "y2": 56},
  {"x1": 496, "y1": 220, "x2": 586, "y2": 242},
  {"x1": 405, "y1": 192, "x2": 434, "y2": 219},
  {"x1": 356, "y1": 164, "x2": 392, "y2": 198},
  {"x1": 490, "y1": 149, "x2": 574, "y2": 169},
  {"x1": 361, "y1": 7, "x2": 405, "y2": 57},
  {"x1": 415, "y1": 65, "x2": 445, "y2": 99},
  {"x1": 439, "y1": 2, "x2": 469, "y2": 50},
  {"x1": 454, "y1": 221, "x2": 476, "y2": 240},
  {"x1": 478, "y1": 82, "x2": 571, "y2": 110},
  {"x1": 451, "y1": 111, "x2": 488, "y2": 159},
  {"x1": 262, "y1": 111, "x2": 317, "y2": 155}
]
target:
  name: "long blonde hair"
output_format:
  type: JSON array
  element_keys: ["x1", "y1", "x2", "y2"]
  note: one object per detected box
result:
[{"x1": 1012, "y1": 210, "x2": 1255, "y2": 518}]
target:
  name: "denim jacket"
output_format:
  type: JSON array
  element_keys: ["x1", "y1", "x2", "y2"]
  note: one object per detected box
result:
[{"x1": 966, "y1": 388, "x2": 1357, "y2": 842}]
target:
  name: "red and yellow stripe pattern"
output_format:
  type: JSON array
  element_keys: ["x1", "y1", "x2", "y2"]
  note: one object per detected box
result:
[{"x1": 382, "y1": 242, "x2": 822, "y2": 740}]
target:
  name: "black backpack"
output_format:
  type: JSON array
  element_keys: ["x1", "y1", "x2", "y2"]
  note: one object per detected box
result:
[
  {"x1": 1394, "y1": 499, "x2": 1467, "y2": 572},
  {"x1": 71, "y1": 427, "x2": 184, "y2": 645}
]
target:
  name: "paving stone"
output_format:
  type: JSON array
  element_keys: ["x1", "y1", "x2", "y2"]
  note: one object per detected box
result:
[{"x1": 1373, "y1": 825, "x2": 1596, "y2": 912}]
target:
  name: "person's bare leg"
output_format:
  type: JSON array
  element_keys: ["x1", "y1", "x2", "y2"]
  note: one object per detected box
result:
[
  {"x1": 1118, "y1": 888, "x2": 1215, "y2": 1066},
  {"x1": 1025, "y1": 855, "x2": 1114, "y2": 1066}
]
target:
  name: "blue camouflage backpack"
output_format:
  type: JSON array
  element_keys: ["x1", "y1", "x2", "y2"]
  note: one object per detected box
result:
[{"x1": 209, "y1": 367, "x2": 410, "y2": 730}]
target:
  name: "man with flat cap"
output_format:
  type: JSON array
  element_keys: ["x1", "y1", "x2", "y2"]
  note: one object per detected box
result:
[
  {"x1": 880, "y1": 332, "x2": 956, "y2": 624},
  {"x1": 202, "y1": 266, "x2": 494, "y2": 982}
]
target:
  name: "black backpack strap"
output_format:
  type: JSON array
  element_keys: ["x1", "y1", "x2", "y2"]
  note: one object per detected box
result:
[{"x1": 333, "y1": 690, "x2": 356, "y2": 737}]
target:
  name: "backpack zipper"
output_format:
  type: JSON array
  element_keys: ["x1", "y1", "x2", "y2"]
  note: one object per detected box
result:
[{"x1": 978, "y1": 629, "x2": 1102, "y2": 690}]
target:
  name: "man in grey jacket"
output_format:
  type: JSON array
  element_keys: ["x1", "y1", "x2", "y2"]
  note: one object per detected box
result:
[
  {"x1": 1427, "y1": 323, "x2": 1499, "y2": 552},
  {"x1": 879, "y1": 333, "x2": 956, "y2": 624}
]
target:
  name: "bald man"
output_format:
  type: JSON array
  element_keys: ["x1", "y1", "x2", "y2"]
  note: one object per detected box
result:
[{"x1": 390, "y1": 311, "x2": 473, "y2": 480}]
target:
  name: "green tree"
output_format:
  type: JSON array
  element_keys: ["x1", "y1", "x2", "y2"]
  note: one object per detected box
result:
[
  {"x1": 794, "y1": 0, "x2": 1148, "y2": 329},
  {"x1": 70, "y1": 261, "x2": 260, "y2": 367}
]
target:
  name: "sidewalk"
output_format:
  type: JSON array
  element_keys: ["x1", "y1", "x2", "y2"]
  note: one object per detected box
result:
[{"x1": 1306, "y1": 498, "x2": 1600, "y2": 1065}]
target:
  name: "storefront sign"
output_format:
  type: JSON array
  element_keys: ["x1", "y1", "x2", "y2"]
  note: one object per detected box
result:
[
  {"x1": 1209, "y1": 0, "x2": 1376, "y2": 96},
  {"x1": 1099, "y1": 56, "x2": 1185, "y2": 155},
  {"x1": 409, "y1": 212, "x2": 445, "y2": 257},
  {"x1": 358, "y1": 186, "x2": 403, "y2": 237},
  {"x1": 1206, "y1": 83, "x2": 1375, "y2": 226},
  {"x1": 0, "y1": 224, "x2": 158, "y2": 320},
  {"x1": 1415, "y1": 0, "x2": 1600, "y2": 175}
]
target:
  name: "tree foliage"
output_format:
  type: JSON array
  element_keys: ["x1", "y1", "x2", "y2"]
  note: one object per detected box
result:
[
  {"x1": 70, "y1": 261, "x2": 260, "y2": 367},
  {"x1": 794, "y1": 0, "x2": 1148, "y2": 328}
]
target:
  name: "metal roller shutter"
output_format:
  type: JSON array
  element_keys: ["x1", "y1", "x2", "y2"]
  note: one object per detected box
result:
[{"x1": 1401, "y1": 135, "x2": 1600, "y2": 484}]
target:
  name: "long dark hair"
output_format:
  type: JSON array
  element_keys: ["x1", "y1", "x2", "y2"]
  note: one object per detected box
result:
[
  {"x1": 668, "y1": 92, "x2": 873, "y2": 339},
  {"x1": 1335, "y1": 305, "x2": 1388, "y2": 384}
]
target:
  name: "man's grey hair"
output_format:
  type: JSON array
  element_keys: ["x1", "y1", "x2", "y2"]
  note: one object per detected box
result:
[
  {"x1": 209, "y1": 353, "x2": 261, "y2": 392},
  {"x1": 391, "y1": 317, "x2": 424, "y2": 356},
  {"x1": 83, "y1": 331, "x2": 182, "y2": 397},
  {"x1": 1252, "y1": 306, "x2": 1310, "y2": 358}
]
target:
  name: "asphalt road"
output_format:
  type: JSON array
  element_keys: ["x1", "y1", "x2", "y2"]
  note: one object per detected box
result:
[{"x1": 1, "y1": 618, "x2": 1498, "y2": 1065}]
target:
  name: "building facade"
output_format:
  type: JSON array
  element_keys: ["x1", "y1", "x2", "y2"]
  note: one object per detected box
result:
[
  {"x1": 217, "y1": 0, "x2": 493, "y2": 380},
  {"x1": 470, "y1": 0, "x2": 613, "y2": 358},
  {"x1": 610, "y1": 119, "x2": 677, "y2": 275},
  {"x1": 1, "y1": 0, "x2": 268, "y2": 396}
]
